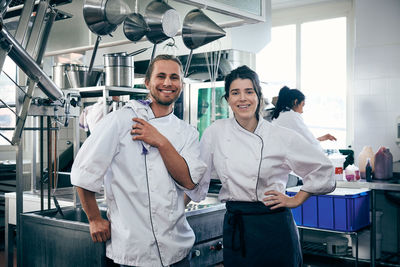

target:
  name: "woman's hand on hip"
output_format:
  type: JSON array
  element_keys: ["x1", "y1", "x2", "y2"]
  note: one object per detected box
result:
[{"x1": 262, "y1": 190, "x2": 300, "y2": 209}]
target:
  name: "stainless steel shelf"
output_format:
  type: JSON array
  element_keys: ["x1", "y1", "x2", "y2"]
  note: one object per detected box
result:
[
  {"x1": 73, "y1": 86, "x2": 149, "y2": 98},
  {"x1": 302, "y1": 241, "x2": 400, "y2": 267}
]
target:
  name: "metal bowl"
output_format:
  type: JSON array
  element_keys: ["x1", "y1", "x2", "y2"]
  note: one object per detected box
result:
[{"x1": 66, "y1": 68, "x2": 103, "y2": 88}]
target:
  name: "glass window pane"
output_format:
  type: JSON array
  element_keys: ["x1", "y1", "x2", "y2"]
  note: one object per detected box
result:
[
  {"x1": 0, "y1": 57, "x2": 17, "y2": 146},
  {"x1": 301, "y1": 17, "x2": 347, "y2": 148},
  {"x1": 256, "y1": 24, "x2": 296, "y2": 105}
]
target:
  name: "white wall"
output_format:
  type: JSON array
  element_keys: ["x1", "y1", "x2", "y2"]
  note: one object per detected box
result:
[
  {"x1": 353, "y1": 0, "x2": 400, "y2": 253},
  {"x1": 353, "y1": 0, "x2": 400, "y2": 162}
]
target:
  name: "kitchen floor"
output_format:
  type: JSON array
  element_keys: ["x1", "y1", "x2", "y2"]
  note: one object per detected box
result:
[{"x1": 0, "y1": 251, "x2": 385, "y2": 267}]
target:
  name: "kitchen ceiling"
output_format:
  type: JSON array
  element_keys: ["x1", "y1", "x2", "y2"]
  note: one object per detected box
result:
[{"x1": 271, "y1": 0, "x2": 333, "y2": 10}]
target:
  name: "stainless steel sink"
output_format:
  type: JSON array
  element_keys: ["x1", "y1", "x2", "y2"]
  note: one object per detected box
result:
[{"x1": 20, "y1": 206, "x2": 116, "y2": 267}]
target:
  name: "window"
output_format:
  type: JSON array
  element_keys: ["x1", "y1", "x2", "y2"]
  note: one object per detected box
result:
[
  {"x1": 0, "y1": 57, "x2": 17, "y2": 146},
  {"x1": 257, "y1": 16, "x2": 347, "y2": 148}
]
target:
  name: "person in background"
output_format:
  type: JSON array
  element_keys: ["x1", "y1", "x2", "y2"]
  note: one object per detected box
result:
[
  {"x1": 199, "y1": 65, "x2": 335, "y2": 266},
  {"x1": 271, "y1": 86, "x2": 336, "y2": 149},
  {"x1": 71, "y1": 54, "x2": 207, "y2": 267}
]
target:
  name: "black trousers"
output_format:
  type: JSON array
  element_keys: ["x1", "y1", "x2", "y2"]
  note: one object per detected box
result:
[{"x1": 223, "y1": 201, "x2": 302, "y2": 267}]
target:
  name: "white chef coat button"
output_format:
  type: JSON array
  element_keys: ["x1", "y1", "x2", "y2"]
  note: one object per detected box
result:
[{"x1": 253, "y1": 177, "x2": 256, "y2": 181}]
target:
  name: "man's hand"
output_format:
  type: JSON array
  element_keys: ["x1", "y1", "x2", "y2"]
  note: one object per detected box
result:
[
  {"x1": 89, "y1": 217, "x2": 111, "y2": 242},
  {"x1": 76, "y1": 187, "x2": 111, "y2": 243},
  {"x1": 131, "y1": 118, "x2": 167, "y2": 147}
]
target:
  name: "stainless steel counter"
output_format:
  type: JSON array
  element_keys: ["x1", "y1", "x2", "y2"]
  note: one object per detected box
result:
[
  {"x1": 337, "y1": 178, "x2": 400, "y2": 191},
  {"x1": 18, "y1": 196, "x2": 225, "y2": 267}
]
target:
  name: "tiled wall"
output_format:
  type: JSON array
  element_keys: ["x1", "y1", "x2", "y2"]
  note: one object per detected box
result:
[
  {"x1": 353, "y1": 0, "x2": 400, "y2": 162},
  {"x1": 353, "y1": 0, "x2": 400, "y2": 253}
]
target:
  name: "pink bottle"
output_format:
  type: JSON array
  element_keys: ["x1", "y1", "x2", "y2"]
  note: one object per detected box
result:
[{"x1": 374, "y1": 147, "x2": 393, "y2": 179}]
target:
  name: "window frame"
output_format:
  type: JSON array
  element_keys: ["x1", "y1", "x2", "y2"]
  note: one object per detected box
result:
[{"x1": 269, "y1": 0, "x2": 354, "y2": 147}]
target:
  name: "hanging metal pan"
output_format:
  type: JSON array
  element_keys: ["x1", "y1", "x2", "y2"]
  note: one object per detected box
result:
[
  {"x1": 83, "y1": 0, "x2": 118, "y2": 36},
  {"x1": 83, "y1": 0, "x2": 129, "y2": 36},
  {"x1": 182, "y1": 9, "x2": 226, "y2": 50},
  {"x1": 145, "y1": 0, "x2": 180, "y2": 44},
  {"x1": 182, "y1": 9, "x2": 226, "y2": 77},
  {"x1": 123, "y1": 13, "x2": 148, "y2": 42}
]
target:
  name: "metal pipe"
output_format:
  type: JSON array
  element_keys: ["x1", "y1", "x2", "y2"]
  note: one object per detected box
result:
[
  {"x1": 36, "y1": 7, "x2": 57, "y2": 64},
  {"x1": 0, "y1": 25, "x2": 63, "y2": 101},
  {"x1": 40, "y1": 116, "x2": 44, "y2": 211},
  {"x1": 184, "y1": 49, "x2": 193, "y2": 78},
  {"x1": 0, "y1": 127, "x2": 59, "y2": 131},
  {"x1": 47, "y1": 116, "x2": 51, "y2": 210}
]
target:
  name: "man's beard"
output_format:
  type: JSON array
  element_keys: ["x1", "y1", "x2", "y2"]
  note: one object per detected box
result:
[{"x1": 150, "y1": 90, "x2": 180, "y2": 106}]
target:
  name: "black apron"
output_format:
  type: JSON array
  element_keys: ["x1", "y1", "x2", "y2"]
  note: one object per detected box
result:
[{"x1": 223, "y1": 201, "x2": 302, "y2": 267}]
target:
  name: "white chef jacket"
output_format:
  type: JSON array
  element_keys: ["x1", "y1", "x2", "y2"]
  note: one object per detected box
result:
[
  {"x1": 199, "y1": 118, "x2": 335, "y2": 202},
  {"x1": 71, "y1": 100, "x2": 207, "y2": 266},
  {"x1": 272, "y1": 109, "x2": 322, "y2": 150}
]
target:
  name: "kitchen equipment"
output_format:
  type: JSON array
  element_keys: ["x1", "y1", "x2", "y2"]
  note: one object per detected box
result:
[
  {"x1": 83, "y1": 0, "x2": 128, "y2": 36},
  {"x1": 123, "y1": 13, "x2": 148, "y2": 42},
  {"x1": 65, "y1": 65, "x2": 103, "y2": 88},
  {"x1": 182, "y1": 9, "x2": 226, "y2": 77},
  {"x1": 83, "y1": 0, "x2": 128, "y2": 74},
  {"x1": 103, "y1": 52, "x2": 133, "y2": 87},
  {"x1": 326, "y1": 235, "x2": 348, "y2": 256},
  {"x1": 145, "y1": 0, "x2": 180, "y2": 60},
  {"x1": 52, "y1": 63, "x2": 78, "y2": 89},
  {"x1": 123, "y1": 0, "x2": 148, "y2": 42}
]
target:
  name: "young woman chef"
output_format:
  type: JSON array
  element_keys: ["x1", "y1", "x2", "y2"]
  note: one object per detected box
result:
[
  {"x1": 199, "y1": 66, "x2": 335, "y2": 266},
  {"x1": 271, "y1": 86, "x2": 336, "y2": 149}
]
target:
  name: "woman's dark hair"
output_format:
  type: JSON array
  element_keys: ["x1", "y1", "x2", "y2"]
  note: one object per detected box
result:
[
  {"x1": 224, "y1": 65, "x2": 263, "y2": 120},
  {"x1": 272, "y1": 86, "x2": 305, "y2": 119}
]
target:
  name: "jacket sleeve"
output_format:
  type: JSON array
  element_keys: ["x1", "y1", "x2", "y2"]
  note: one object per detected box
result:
[
  {"x1": 70, "y1": 111, "x2": 121, "y2": 193},
  {"x1": 283, "y1": 129, "x2": 336, "y2": 195},
  {"x1": 179, "y1": 127, "x2": 208, "y2": 202}
]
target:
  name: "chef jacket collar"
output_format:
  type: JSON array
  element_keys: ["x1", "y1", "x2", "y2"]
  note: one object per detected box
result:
[{"x1": 232, "y1": 117, "x2": 265, "y2": 136}]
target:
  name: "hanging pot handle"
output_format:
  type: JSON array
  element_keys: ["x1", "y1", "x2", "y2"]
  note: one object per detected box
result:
[{"x1": 88, "y1": 35, "x2": 102, "y2": 74}]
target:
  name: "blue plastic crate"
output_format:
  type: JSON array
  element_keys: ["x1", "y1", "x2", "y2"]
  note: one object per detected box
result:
[
  {"x1": 286, "y1": 187, "x2": 370, "y2": 231},
  {"x1": 317, "y1": 188, "x2": 370, "y2": 231}
]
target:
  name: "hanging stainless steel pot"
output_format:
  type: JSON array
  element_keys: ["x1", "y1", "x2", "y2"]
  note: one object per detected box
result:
[
  {"x1": 145, "y1": 0, "x2": 180, "y2": 44},
  {"x1": 182, "y1": 9, "x2": 226, "y2": 50},
  {"x1": 83, "y1": 0, "x2": 119, "y2": 36},
  {"x1": 182, "y1": 9, "x2": 226, "y2": 77},
  {"x1": 123, "y1": 13, "x2": 148, "y2": 42}
]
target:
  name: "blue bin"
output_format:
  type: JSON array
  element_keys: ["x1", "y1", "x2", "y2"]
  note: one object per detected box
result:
[
  {"x1": 288, "y1": 188, "x2": 370, "y2": 231},
  {"x1": 318, "y1": 190, "x2": 370, "y2": 231},
  {"x1": 302, "y1": 195, "x2": 318, "y2": 227}
]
